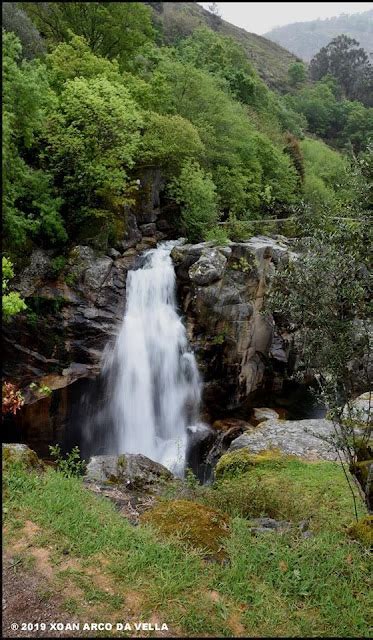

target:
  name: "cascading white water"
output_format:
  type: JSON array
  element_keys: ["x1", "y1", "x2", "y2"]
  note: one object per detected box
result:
[{"x1": 108, "y1": 241, "x2": 201, "y2": 475}]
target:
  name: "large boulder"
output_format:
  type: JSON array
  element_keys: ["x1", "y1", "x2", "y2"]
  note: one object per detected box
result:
[
  {"x1": 228, "y1": 418, "x2": 339, "y2": 461},
  {"x1": 84, "y1": 453, "x2": 173, "y2": 491},
  {"x1": 2, "y1": 443, "x2": 43, "y2": 470},
  {"x1": 172, "y1": 236, "x2": 294, "y2": 414}
]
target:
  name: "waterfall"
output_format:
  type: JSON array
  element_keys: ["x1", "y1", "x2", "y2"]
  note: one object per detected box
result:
[{"x1": 107, "y1": 241, "x2": 201, "y2": 475}]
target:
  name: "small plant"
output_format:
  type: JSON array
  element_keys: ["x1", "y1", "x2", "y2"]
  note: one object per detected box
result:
[
  {"x1": 29, "y1": 383, "x2": 52, "y2": 396},
  {"x1": 2, "y1": 382, "x2": 24, "y2": 415},
  {"x1": 2, "y1": 257, "x2": 27, "y2": 321},
  {"x1": 26, "y1": 309, "x2": 39, "y2": 328},
  {"x1": 185, "y1": 467, "x2": 199, "y2": 491},
  {"x1": 211, "y1": 332, "x2": 226, "y2": 345},
  {"x1": 231, "y1": 257, "x2": 251, "y2": 273},
  {"x1": 49, "y1": 444, "x2": 86, "y2": 478},
  {"x1": 50, "y1": 255, "x2": 67, "y2": 278},
  {"x1": 65, "y1": 271, "x2": 78, "y2": 288}
]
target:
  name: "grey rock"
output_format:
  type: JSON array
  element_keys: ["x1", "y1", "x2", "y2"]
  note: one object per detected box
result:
[
  {"x1": 108, "y1": 248, "x2": 121, "y2": 259},
  {"x1": 253, "y1": 408, "x2": 280, "y2": 423},
  {"x1": 251, "y1": 527, "x2": 277, "y2": 535},
  {"x1": 15, "y1": 249, "x2": 52, "y2": 297},
  {"x1": 229, "y1": 418, "x2": 339, "y2": 461},
  {"x1": 139, "y1": 223, "x2": 157, "y2": 236},
  {"x1": 84, "y1": 453, "x2": 173, "y2": 491},
  {"x1": 2, "y1": 443, "x2": 42, "y2": 469},
  {"x1": 172, "y1": 236, "x2": 294, "y2": 411},
  {"x1": 343, "y1": 391, "x2": 372, "y2": 424},
  {"x1": 249, "y1": 517, "x2": 291, "y2": 530},
  {"x1": 302, "y1": 531, "x2": 314, "y2": 539},
  {"x1": 188, "y1": 249, "x2": 227, "y2": 285}
]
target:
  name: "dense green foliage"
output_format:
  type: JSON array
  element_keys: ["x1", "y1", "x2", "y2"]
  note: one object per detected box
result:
[
  {"x1": 21, "y1": 2, "x2": 155, "y2": 69},
  {"x1": 2, "y1": 3, "x2": 372, "y2": 263}
]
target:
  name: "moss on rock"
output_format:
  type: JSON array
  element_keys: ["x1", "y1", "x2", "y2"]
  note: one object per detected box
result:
[
  {"x1": 215, "y1": 447, "x2": 295, "y2": 479},
  {"x1": 348, "y1": 515, "x2": 373, "y2": 547},
  {"x1": 2, "y1": 444, "x2": 44, "y2": 471},
  {"x1": 140, "y1": 499, "x2": 230, "y2": 560}
]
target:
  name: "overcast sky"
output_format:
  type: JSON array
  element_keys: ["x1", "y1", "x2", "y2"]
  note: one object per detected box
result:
[{"x1": 199, "y1": 2, "x2": 373, "y2": 34}]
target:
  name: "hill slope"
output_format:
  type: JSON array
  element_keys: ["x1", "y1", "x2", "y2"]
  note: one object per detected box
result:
[
  {"x1": 149, "y1": 2, "x2": 301, "y2": 91},
  {"x1": 265, "y1": 10, "x2": 373, "y2": 61}
]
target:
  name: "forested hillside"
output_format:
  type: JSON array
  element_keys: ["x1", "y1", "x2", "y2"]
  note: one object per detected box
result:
[
  {"x1": 266, "y1": 9, "x2": 373, "y2": 61},
  {"x1": 3, "y1": 1, "x2": 372, "y2": 267}
]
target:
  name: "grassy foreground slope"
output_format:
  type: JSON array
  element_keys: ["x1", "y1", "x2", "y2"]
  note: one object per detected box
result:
[{"x1": 3, "y1": 452, "x2": 372, "y2": 638}]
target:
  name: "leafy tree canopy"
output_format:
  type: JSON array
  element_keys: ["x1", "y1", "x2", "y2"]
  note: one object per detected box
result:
[
  {"x1": 310, "y1": 34, "x2": 373, "y2": 106},
  {"x1": 21, "y1": 2, "x2": 155, "y2": 69}
]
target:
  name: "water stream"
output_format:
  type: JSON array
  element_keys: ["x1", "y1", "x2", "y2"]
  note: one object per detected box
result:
[{"x1": 103, "y1": 241, "x2": 202, "y2": 475}]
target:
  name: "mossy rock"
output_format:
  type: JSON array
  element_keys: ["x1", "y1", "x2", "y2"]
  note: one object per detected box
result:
[
  {"x1": 140, "y1": 499, "x2": 230, "y2": 560},
  {"x1": 215, "y1": 448, "x2": 295, "y2": 479},
  {"x1": 2, "y1": 444, "x2": 44, "y2": 471},
  {"x1": 347, "y1": 515, "x2": 373, "y2": 547}
]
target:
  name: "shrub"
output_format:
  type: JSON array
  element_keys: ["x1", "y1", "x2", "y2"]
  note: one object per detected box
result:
[
  {"x1": 49, "y1": 445, "x2": 86, "y2": 478},
  {"x1": 204, "y1": 225, "x2": 230, "y2": 245},
  {"x1": 169, "y1": 160, "x2": 219, "y2": 242}
]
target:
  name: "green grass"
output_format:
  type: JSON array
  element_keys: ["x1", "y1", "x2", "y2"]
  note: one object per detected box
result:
[
  {"x1": 200, "y1": 457, "x2": 365, "y2": 530},
  {"x1": 3, "y1": 458, "x2": 372, "y2": 637}
]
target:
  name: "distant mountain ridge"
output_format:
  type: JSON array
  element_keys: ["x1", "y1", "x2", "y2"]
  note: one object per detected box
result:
[{"x1": 265, "y1": 10, "x2": 373, "y2": 62}]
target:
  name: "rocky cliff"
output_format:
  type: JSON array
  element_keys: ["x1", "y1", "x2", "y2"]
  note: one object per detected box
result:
[
  {"x1": 171, "y1": 236, "x2": 295, "y2": 418},
  {"x1": 3, "y1": 223, "x2": 296, "y2": 454}
]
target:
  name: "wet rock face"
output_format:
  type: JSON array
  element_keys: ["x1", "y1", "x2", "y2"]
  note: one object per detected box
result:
[
  {"x1": 3, "y1": 245, "x2": 135, "y2": 389},
  {"x1": 172, "y1": 236, "x2": 294, "y2": 414}
]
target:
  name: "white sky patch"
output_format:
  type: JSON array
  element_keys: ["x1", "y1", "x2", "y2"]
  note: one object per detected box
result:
[{"x1": 198, "y1": 2, "x2": 373, "y2": 35}]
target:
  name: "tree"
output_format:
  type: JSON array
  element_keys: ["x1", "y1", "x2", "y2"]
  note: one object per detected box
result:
[
  {"x1": 268, "y1": 224, "x2": 372, "y2": 510},
  {"x1": 22, "y1": 2, "x2": 154, "y2": 69},
  {"x1": 2, "y1": 2, "x2": 45, "y2": 59},
  {"x1": 169, "y1": 160, "x2": 219, "y2": 241},
  {"x1": 44, "y1": 76, "x2": 142, "y2": 233},
  {"x1": 46, "y1": 34, "x2": 122, "y2": 91},
  {"x1": 139, "y1": 112, "x2": 204, "y2": 169},
  {"x1": 177, "y1": 28, "x2": 266, "y2": 108},
  {"x1": 285, "y1": 81, "x2": 339, "y2": 138},
  {"x1": 2, "y1": 31, "x2": 65, "y2": 249},
  {"x1": 310, "y1": 35, "x2": 372, "y2": 105},
  {"x1": 288, "y1": 61, "x2": 306, "y2": 87}
]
